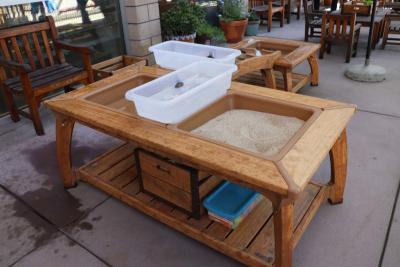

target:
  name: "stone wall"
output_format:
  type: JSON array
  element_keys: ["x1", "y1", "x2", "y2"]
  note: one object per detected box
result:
[{"x1": 120, "y1": 0, "x2": 162, "y2": 59}]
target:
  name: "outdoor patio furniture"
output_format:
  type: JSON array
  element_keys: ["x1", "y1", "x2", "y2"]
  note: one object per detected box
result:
[
  {"x1": 303, "y1": 0, "x2": 328, "y2": 41},
  {"x1": 0, "y1": 16, "x2": 94, "y2": 135},
  {"x1": 232, "y1": 50, "x2": 282, "y2": 88},
  {"x1": 231, "y1": 37, "x2": 320, "y2": 93},
  {"x1": 381, "y1": 13, "x2": 400, "y2": 48},
  {"x1": 249, "y1": 0, "x2": 285, "y2": 32},
  {"x1": 92, "y1": 55, "x2": 146, "y2": 81},
  {"x1": 319, "y1": 13, "x2": 361, "y2": 63},
  {"x1": 44, "y1": 65, "x2": 355, "y2": 267}
]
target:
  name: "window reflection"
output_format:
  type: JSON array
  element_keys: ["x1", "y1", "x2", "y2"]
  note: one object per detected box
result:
[{"x1": 0, "y1": 0, "x2": 124, "y2": 115}]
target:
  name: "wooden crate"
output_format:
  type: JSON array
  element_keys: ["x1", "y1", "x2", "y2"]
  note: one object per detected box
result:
[
  {"x1": 135, "y1": 149, "x2": 221, "y2": 219},
  {"x1": 92, "y1": 55, "x2": 147, "y2": 81},
  {"x1": 77, "y1": 143, "x2": 326, "y2": 267}
]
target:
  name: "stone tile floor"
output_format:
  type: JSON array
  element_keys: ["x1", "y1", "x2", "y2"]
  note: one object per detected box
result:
[{"x1": 0, "y1": 18, "x2": 399, "y2": 267}]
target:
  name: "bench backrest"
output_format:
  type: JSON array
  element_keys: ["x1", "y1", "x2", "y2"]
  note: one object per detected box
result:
[{"x1": 0, "y1": 16, "x2": 65, "y2": 80}]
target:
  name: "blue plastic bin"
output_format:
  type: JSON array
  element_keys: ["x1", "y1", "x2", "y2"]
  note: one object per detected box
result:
[{"x1": 203, "y1": 181, "x2": 260, "y2": 222}]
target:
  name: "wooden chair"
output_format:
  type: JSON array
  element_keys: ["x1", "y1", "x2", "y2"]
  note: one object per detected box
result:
[
  {"x1": 303, "y1": 0, "x2": 327, "y2": 41},
  {"x1": 319, "y1": 13, "x2": 361, "y2": 63},
  {"x1": 233, "y1": 50, "x2": 282, "y2": 89},
  {"x1": 249, "y1": 0, "x2": 285, "y2": 32},
  {"x1": 381, "y1": 13, "x2": 400, "y2": 48},
  {"x1": 0, "y1": 16, "x2": 94, "y2": 135}
]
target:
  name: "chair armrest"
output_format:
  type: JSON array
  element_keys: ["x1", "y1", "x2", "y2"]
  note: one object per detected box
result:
[
  {"x1": 0, "y1": 59, "x2": 32, "y2": 73},
  {"x1": 54, "y1": 40, "x2": 94, "y2": 55}
]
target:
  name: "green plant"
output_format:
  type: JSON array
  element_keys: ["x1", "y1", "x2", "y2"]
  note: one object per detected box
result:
[
  {"x1": 161, "y1": 0, "x2": 206, "y2": 36},
  {"x1": 248, "y1": 11, "x2": 260, "y2": 22},
  {"x1": 197, "y1": 23, "x2": 226, "y2": 41},
  {"x1": 364, "y1": 0, "x2": 373, "y2": 6},
  {"x1": 221, "y1": 0, "x2": 247, "y2": 22}
]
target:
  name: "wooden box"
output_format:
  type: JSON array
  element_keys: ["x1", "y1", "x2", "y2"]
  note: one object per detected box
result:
[
  {"x1": 135, "y1": 149, "x2": 222, "y2": 219},
  {"x1": 92, "y1": 55, "x2": 147, "y2": 81},
  {"x1": 342, "y1": 2, "x2": 372, "y2": 16}
]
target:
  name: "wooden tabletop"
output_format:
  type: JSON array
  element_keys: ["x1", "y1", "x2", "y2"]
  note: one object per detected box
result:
[
  {"x1": 45, "y1": 66, "x2": 355, "y2": 198},
  {"x1": 230, "y1": 36, "x2": 321, "y2": 69}
]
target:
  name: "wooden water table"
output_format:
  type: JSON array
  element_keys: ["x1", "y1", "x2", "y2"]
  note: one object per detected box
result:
[
  {"x1": 231, "y1": 37, "x2": 321, "y2": 93},
  {"x1": 45, "y1": 66, "x2": 355, "y2": 267}
]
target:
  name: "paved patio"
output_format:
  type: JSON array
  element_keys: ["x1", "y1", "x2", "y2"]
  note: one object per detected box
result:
[{"x1": 1, "y1": 18, "x2": 400, "y2": 267}]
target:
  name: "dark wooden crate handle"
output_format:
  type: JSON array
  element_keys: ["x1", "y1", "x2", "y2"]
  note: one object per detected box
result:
[{"x1": 156, "y1": 164, "x2": 171, "y2": 174}]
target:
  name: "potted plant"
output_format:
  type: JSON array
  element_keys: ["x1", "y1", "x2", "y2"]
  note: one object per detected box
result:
[
  {"x1": 246, "y1": 11, "x2": 260, "y2": 36},
  {"x1": 196, "y1": 22, "x2": 226, "y2": 45},
  {"x1": 160, "y1": 0, "x2": 205, "y2": 42},
  {"x1": 219, "y1": 0, "x2": 248, "y2": 43}
]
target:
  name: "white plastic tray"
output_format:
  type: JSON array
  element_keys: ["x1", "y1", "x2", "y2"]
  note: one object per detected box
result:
[
  {"x1": 149, "y1": 41, "x2": 241, "y2": 70},
  {"x1": 125, "y1": 61, "x2": 237, "y2": 124}
]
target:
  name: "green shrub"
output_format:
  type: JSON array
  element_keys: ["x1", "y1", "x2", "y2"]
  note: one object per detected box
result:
[
  {"x1": 248, "y1": 10, "x2": 260, "y2": 22},
  {"x1": 197, "y1": 22, "x2": 226, "y2": 42},
  {"x1": 221, "y1": 0, "x2": 247, "y2": 22},
  {"x1": 161, "y1": 0, "x2": 206, "y2": 36}
]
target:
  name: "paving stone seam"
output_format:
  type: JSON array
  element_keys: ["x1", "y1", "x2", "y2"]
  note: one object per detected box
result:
[
  {"x1": 357, "y1": 109, "x2": 400, "y2": 120},
  {"x1": 0, "y1": 184, "x2": 113, "y2": 267},
  {"x1": 378, "y1": 177, "x2": 400, "y2": 267}
]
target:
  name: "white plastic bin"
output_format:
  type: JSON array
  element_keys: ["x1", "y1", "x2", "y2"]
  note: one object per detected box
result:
[
  {"x1": 149, "y1": 41, "x2": 241, "y2": 70},
  {"x1": 125, "y1": 61, "x2": 237, "y2": 124}
]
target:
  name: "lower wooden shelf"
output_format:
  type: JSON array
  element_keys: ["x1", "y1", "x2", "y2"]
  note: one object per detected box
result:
[
  {"x1": 78, "y1": 143, "x2": 326, "y2": 267},
  {"x1": 236, "y1": 70, "x2": 309, "y2": 93}
]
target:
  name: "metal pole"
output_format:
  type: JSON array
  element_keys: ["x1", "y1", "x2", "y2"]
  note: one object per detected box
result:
[{"x1": 365, "y1": 0, "x2": 378, "y2": 66}]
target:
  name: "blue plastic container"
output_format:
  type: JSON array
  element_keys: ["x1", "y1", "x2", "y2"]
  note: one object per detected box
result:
[{"x1": 203, "y1": 181, "x2": 260, "y2": 222}]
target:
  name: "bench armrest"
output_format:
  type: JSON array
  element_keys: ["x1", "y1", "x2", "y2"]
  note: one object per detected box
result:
[
  {"x1": 54, "y1": 40, "x2": 94, "y2": 55},
  {"x1": 0, "y1": 59, "x2": 32, "y2": 73}
]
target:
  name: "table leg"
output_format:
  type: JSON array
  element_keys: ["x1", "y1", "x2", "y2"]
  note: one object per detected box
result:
[
  {"x1": 307, "y1": 53, "x2": 319, "y2": 86},
  {"x1": 328, "y1": 129, "x2": 347, "y2": 204},
  {"x1": 274, "y1": 200, "x2": 294, "y2": 267},
  {"x1": 281, "y1": 69, "x2": 293, "y2": 92},
  {"x1": 56, "y1": 114, "x2": 77, "y2": 188}
]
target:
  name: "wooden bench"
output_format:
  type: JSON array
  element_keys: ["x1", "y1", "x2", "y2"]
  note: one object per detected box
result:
[{"x1": 0, "y1": 16, "x2": 94, "y2": 135}]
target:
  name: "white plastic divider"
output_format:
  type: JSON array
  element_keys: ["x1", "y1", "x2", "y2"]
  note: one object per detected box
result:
[
  {"x1": 149, "y1": 41, "x2": 241, "y2": 70},
  {"x1": 125, "y1": 61, "x2": 238, "y2": 124}
]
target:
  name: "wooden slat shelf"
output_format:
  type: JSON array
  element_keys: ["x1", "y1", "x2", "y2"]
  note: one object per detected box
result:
[
  {"x1": 235, "y1": 71, "x2": 309, "y2": 93},
  {"x1": 78, "y1": 143, "x2": 325, "y2": 267}
]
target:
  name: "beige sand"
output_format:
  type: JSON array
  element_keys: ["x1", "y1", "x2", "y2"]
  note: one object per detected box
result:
[{"x1": 191, "y1": 109, "x2": 305, "y2": 157}]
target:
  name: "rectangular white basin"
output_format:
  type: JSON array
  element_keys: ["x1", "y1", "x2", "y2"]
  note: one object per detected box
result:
[
  {"x1": 125, "y1": 61, "x2": 237, "y2": 124},
  {"x1": 149, "y1": 41, "x2": 241, "y2": 70}
]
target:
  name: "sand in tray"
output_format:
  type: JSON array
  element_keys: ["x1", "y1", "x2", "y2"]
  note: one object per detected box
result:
[{"x1": 191, "y1": 109, "x2": 305, "y2": 157}]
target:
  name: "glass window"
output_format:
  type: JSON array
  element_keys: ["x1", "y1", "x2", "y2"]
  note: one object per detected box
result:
[{"x1": 0, "y1": 0, "x2": 125, "y2": 116}]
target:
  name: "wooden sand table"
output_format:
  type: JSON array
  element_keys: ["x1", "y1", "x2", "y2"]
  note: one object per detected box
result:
[
  {"x1": 231, "y1": 37, "x2": 321, "y2": 93},
  {"x1": 45, "y1": 66, "x2": 355, "y2": 267}
]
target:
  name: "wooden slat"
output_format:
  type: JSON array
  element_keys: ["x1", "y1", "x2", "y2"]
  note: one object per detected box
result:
[
  {"x1": 109, "y1": 166, "x2": 137, "y2": 189},
  {"x1": 206, "y1": 222, "x2": 232, "y2": 241},
  {"x1": 83, "y1": 143, "x2": 134, "y2": 175},
  {"x1": 41, "y1": 30, "x2": 54, "y2": 65},
  {"x1": 98, "y1": 156, "x2": 135, "y2": 181},
  {"x1": 122, "y1": 179, "x2": 141, "y2": 196},
  {"x1": 0, "y1": 38, "x2": 14, "y2": 77},
  {"x1": 246, "y1": 219, "x2": 275, "y2": 264},
  {"x1": 32, "y1": 32, "x2": 45, "y2": 68},
  {"x1": 225, "y1": 199, "x2": 273, "y2": 250},
  {"x1": 10, "y1": 37, "x2": 24, "y2": 64},
  {"x1": 21, "y1": 34, "x2": 36, "y2": 71}
]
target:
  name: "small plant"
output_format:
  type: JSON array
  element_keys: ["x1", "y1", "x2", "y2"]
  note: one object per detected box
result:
[
  {"x1": 220, "y1": 0, "x2": 247, "y2": 22},
  {"x1": 161, "y1": 0, "x2": 206, "y2": 37},
  {"x1": 364, "y1": 0, "x2": 373, "y2": 6},
  {"x1": 248, "y1": 11, "x2": 260, "y2": 22},
  {"x1": 197, "y1": 23, "x2": 226, "y2": 43}
]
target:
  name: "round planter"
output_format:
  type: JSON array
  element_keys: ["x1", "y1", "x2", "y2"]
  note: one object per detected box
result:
[
  {"x1": 246, "y1": 20, "x2": 260, "y2": 36},
  {"x1": 219, "y1": 18, "x2": 248, "y2": 43},
  {"x1": 165, "y1": 33, "x2": 196, "y2": 43}
]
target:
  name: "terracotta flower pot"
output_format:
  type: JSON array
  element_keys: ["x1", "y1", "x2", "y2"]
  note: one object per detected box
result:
[{"x1": 219, "y1": 18, "x2": 248, "y2": 43}]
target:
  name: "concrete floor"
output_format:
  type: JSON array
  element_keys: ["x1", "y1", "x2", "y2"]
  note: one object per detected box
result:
[{"x1": 1, "y1": 17, "x2": 400, "y2": 267}]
